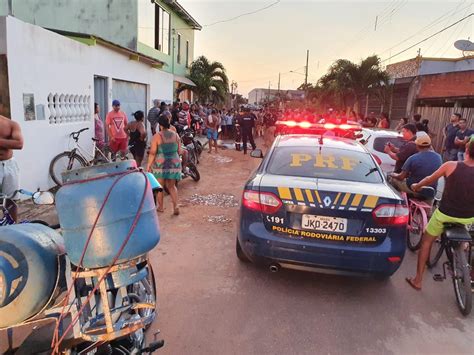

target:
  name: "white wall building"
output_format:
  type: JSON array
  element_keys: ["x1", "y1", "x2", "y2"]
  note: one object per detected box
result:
[{"x1": 0, "y1": 16, "x2": 174, "y2": 192}]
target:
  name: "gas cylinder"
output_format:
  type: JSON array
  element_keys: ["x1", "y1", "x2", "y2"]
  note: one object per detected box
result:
[
  {"x1": 0, "y1": 224, "x2": 64, "y2": 328},
  {"x1": 56, "y1": 161, "x2": 160, "y2": 268}
]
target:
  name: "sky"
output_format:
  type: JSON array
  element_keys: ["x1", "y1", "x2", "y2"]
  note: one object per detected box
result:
[{"x1": 178, "y1": 0, "x2": 473, "y2": 97}]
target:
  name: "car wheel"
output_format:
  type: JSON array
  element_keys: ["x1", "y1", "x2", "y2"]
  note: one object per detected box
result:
[{"x1": 236, "y1": 238, "x2": 250, "y2": 263}]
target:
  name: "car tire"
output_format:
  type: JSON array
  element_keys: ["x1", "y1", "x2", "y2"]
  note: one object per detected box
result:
[{"x1": 236, "y1": 238, "x2": 250, "y2": 263}]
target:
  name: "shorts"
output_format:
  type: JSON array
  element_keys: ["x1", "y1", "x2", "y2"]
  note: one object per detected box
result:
[
  {"x1": 109, "y1": 138, "x2": 128, "y2": 153},
  {"x1": 426, "y1": 208, "x2": 474, "y2": 237},
  {"x1": 0, "y1": 158, "x2": 20, "y2": 199},
  {"x1": 207, "y1": 129, "x2": 218, "y2": 140}
]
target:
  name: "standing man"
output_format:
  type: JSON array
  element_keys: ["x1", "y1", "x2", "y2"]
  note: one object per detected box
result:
[
  {"x1": 147, "y1": 99, "x2": 161, "y2": 135},
  {"x1": 0, "y1": 112, "x2": 23, "y2": 223},
  {"x1": 454, "y1": 118, "x2": 473, "y2": 162},
  {"x1": 238, "y1": 107, "x2": 257, "y2": 155},
  {"x1": 406, "y1": 138, "x2": 474, "y2": 291},
  {"x1": 206, "y1": 109, "x2": 219, "y2": 154},
  {"x1": 384, "y1": 123, "x2": 418, "y2": 173},
  {"x1": 442, "y1": 113, "x2": 460, "y2": 161},
  {"x1": 106, "y1": 100, "x2": 128, "y2": 156}
]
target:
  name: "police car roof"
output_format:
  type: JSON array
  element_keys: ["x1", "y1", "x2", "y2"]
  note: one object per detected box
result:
[{"x1": 276, "y1": 134, "x2": 366, "y2": 152}]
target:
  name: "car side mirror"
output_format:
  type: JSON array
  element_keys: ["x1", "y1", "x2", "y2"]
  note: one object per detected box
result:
[
  {"x1": 32, "y1": 191, "x2": 55, "y2": 205},
  {"x1": 250, "y1": 149, "x2": 264, "y2": 159}
]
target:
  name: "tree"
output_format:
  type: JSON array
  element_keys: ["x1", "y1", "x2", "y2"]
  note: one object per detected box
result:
[
  {"x1": 179, "y1": 55, "x2": 229, "y2": 104},
  {"x1": 315, "y1": 55, "x2": 389, "y2": 111}
]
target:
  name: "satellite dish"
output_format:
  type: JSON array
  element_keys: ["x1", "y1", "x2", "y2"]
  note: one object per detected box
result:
[{"x1": 454, "y1": 39, "x2": 474, "y2": 52}]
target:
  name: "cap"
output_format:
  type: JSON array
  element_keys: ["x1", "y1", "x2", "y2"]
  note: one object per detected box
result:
[
  {"x1": 112, "y1": 99, "x2": 120, "y2": 106},
  {"x1": 415, "y1": 134, "x2": 431, "y2": 147},
  {"x1": 183, "y1": 100, "x2": 190, "y2": 105}
]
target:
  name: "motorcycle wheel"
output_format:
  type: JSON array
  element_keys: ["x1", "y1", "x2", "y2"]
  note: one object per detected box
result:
[
  {"x1": 189, "y1": 150, "x2": 198, "y2": 165},
  {"x1": 187, "y1": 162, "x2": 200, "y2": 182}
]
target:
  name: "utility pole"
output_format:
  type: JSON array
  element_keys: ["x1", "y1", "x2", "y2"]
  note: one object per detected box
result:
[
  {"x1": 374, "y1": 15, "x2": 378, "y2": 31},
  {"x1": 304, "y1": 50, "x2": 309, "y2": 100},
  {"x1": 267, "y1": 81, "x2": 271, "y2": 103}
]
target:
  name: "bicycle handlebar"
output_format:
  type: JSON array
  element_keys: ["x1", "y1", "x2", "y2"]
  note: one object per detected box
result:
[{"x1": 70, "y1": 127, "x2": 90, "y2": 141}]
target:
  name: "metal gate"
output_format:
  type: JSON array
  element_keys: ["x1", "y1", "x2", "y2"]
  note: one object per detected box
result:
[{"x1": 111, "y1": 79, "x2": 147, "y2": 125}]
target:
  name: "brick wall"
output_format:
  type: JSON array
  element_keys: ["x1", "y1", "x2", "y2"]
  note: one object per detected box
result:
[{"x1": 417, "y1": 71, "x2": 474, "y2": 99}]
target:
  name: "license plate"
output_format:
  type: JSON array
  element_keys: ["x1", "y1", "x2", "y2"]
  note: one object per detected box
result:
[{"x1": 301, "y1": 215, "x2": 347, "y2": 233}]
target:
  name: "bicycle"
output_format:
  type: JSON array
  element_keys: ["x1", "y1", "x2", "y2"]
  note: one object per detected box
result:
[
  {"x1": 402, "y1": 187, "x2": 435, "y2": 251},
  {"x1": 1, "y1": 189, "x2": 55, "y2": 227},
  {"x1": 49, "y1": 128, "x2": 110, "y2": 186},
  {"x1": 429, "y1": 223, "x2": 473, "y2": 316}
]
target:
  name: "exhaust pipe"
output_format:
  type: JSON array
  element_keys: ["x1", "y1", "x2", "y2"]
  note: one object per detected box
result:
[{"x1": 269, "y1": 264, "x2": 280, "y2": 273}]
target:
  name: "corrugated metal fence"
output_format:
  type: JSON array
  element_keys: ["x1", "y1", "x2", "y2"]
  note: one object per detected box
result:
[{"x1": 415, "y1": 106, "x2": 474, "y2": 152}]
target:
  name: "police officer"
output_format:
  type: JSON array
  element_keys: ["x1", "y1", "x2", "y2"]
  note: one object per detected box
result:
[{"x1": 238, "y1": 107, "x2": 257, "y2": 155}]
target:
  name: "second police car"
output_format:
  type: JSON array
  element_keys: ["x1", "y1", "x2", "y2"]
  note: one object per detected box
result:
[{"x1": 237, "y1": 133, "x2": 408, "y2": 278}]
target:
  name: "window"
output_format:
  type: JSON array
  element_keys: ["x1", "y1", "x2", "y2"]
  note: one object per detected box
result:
[
  {"x1": 373, "y1": 137, "x2": 404, "y2": 153},
  {"x1": 137, "y1": 0, "x2": 155, "y2": 48},
  {"x1": 177, "y1": 34, "x2": 181, "y2": 64},
  {"x1": 156, "y1": 5, "x2": 170, "y2": 55},
  {"x1": 186, "y1": 40, "x2": 189, "y2": 67},
  {"x1": 266, "y1": 147, "x2": 383, "y2": 183}
]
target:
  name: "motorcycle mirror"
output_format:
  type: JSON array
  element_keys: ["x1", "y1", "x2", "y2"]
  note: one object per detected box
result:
[{"x1": 32, "y1": 191, "x2": 55, "y2": 205}]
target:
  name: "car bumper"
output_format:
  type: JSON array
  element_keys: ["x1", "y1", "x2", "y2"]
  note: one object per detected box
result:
[{"x1": 238, "y1": 222, "x2": 406, "y2": 277}]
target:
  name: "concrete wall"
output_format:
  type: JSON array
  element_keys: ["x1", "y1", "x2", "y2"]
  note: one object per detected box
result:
[
  {"x1": 0, "y1": 0, "x2": 138, "y2": 49},
  {"x1": 419, "y1": 58, "x2": 474, "y2": 76},
  {"x1": 137, "y1": 0, "x2": 195, "y2": 76},
  {"x1": 3, "y1": 16, "x2": 173, "y2": 191}
]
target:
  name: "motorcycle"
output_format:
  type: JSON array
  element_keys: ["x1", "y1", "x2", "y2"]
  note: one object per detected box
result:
[
  {"x1": 179, "y1": 125, "x2": 203, "y2": 165},
  {"x1": 0, "y1": 162, "x2": 164, "y2": 354}
]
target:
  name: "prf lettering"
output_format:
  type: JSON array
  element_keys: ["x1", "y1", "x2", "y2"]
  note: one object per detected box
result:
[{"x1": 290, "y1": 154, "x2": 358, "y2": 171}]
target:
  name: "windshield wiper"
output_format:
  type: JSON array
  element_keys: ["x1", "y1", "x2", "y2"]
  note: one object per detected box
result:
[{"x1": 365, "y1": 168, "x2": 379, "y2": 177}]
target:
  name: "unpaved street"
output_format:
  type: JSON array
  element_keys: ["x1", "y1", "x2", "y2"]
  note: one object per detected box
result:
[{"x1": 148, "y1": 141, "x2": 474, "y2": 355}]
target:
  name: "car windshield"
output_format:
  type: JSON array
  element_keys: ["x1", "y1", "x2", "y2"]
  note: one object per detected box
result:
[
  {"x1": 373, "y1": 136, "x2": 404, "y2": 153},
  {"x1": 267, "y1": 146, "x2": 383, "y2": 183}
]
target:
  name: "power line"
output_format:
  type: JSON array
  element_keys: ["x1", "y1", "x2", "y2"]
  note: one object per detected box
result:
[
  {"x1": 381, "y1": 12, "x2": 474, "y2": 63},
  {"x1": 203, "y1": 0, "x2": 281, "y2": 27},
  {"x1": 379, "y1": 0, "x2": 471, "y2": 55}
]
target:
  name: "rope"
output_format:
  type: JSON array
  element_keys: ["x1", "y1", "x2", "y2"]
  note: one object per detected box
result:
[{"x1": 51, "y1": 169, "x2": 150, "y2": 353}]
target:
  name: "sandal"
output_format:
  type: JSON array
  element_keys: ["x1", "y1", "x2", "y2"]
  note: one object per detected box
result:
[
  {"x1": 405, "y1": 277, "x2": 421, "y2": 291},
  {"x1": 173, "y1": 207, "x2": 180, "y2": 216}
]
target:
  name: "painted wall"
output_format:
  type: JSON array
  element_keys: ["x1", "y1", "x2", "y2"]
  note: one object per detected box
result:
[
  {"x1": 137, "y1": 0, "x2": 195, "y2": 76},
  {"x1": 3, "y1": 16, "x2": 173, "y2": 192},
  {"x1": 0, "y1": 0, "x2": 197, "y2": 77},
  {"x1": 0, "y1": 0, "x2": 138, "y2": 49},
  {"x1": 420, "y1": 58, "x2": 474, "y2": 76}
]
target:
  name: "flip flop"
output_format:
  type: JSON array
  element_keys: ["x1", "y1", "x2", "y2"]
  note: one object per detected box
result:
[{"x1": 405, "y1": 277, "x2": 421, "y2": 291}]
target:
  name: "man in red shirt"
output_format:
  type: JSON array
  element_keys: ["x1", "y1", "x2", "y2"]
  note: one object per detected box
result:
[{"x1": 106, "y1": 100, "x2": 128, "y2": 154}]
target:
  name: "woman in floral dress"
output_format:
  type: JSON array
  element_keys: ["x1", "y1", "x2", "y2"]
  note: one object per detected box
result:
[{"x1": 146, "y1": 115, "x2": 182, "y2": 215}]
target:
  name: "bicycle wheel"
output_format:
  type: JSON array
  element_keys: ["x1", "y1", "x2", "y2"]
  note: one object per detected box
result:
[
  {"x1": 49, "y1": 152, "x2": 87, "y2": 186},
  {"x1": 407, "y1": 208, "x2": 424, "y2": 251},
  {"x1": 427, "y1": 237, "x2": 444, "y2": 268},
  {"x1": 452, "y1": 244, "x2": 472, "y2": 316}
]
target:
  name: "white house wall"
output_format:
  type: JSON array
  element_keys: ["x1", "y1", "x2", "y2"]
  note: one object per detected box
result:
[{"x1": 4, "y1": 16, "x2": 173, "y2": 192}]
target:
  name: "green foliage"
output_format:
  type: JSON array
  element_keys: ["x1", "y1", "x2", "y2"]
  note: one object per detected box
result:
[
  {"x1": 314, "y1": 55, "x2": 390, "y2": 110},
  {"x1": 182, "y1": 56, "x2": 229, "y2": 104}
]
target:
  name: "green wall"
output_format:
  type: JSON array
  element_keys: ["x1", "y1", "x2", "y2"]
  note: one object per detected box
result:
[
  {"x1": 1, "y1": 0, "x2": 139, "y2": 49},
  {"x1": 138, "y1": 0, "x2": 196, "y2": 76},
  {"x1": 0, "y1": 0, "x2": 197, "y2": 77}
]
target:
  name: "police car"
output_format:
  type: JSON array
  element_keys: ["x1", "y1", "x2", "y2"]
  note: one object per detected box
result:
[{"x1": 237, "y1": 134, "x2": 408, "y2": 277}]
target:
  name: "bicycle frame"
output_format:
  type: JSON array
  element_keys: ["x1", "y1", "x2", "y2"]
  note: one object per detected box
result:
[
  {"x1": 68, "y1": 134, "x2": 109, "y2": 164},
  {"x1": 402, "y1": 192, "x2": 430, "y2": 232}
]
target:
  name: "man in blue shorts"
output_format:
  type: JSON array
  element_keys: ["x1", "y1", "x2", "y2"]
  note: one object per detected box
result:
[{"x1": 206, "y1": 109, "x2": 219, "y2": 153}]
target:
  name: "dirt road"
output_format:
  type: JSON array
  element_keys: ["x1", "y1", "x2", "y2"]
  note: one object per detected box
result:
[{"x1": 149, "y1": 142, "x2": 474, "y2": 355}]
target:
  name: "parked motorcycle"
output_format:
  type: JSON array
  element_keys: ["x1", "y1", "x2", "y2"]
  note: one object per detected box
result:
[
  {"x1": 179, "y1": 125, "x2": 203, "y2": 165},
  {"x1": 0, "y1": 161, "x2": 164, "y2": 354}
]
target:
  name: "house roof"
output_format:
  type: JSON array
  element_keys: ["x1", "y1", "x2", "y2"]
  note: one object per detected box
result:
[
  {"x1": 49, "y1": 29, "x2": 165, "y2": 68},
  {"x1": 162, "y1": 0, "x2": 202, "y2": 30}
]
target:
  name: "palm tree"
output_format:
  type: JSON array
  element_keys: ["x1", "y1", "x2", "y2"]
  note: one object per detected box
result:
[
  {"x1": 180, "y1": 56, "x2": 229, "y2": 104},
  {"x1": 316, "y1": 55, "x2": 389, "y2": 111}
]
